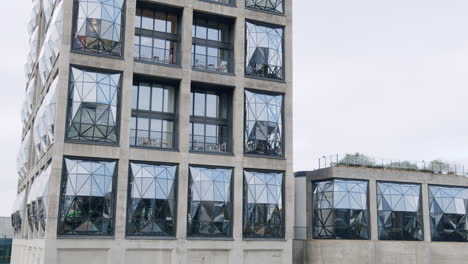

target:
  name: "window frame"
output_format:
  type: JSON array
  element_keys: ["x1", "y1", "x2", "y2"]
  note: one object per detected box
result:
[
  {"x1": 125, "y1": 160, "x2": 179, "y2": 238},
  {"x1": 187, "y1": 165, "x2": 234, "y2": 238},
  {"x1": 189, "y1": 83, "x2": 233, "y2": 154},
  {"x1": 242, "y1": 168, "x2": 285, "y2": 239},
  {"x1": 243, "y1": 88, "x2": 285, "y2": 158},
  {"x1": 245, "y1": 0, "x2": 285, "y2": 15},
  {"x1": 134, "y1": 3, "x2": 182, "y2": 65},
  {"x1": 192, "y1": 13, "x2": 235, "y2": 74},
  {"x1": 57, "y1": 156, "x2": 119, "y2": 237},
  {"x1": 244, "y1": 20, "x2": 285, "y2": 81},
  {"x1": 130, "y1": 76, "x2": 179, "y2": 150}
]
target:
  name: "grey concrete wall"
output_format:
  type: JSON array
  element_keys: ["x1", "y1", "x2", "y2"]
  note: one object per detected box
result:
[{"x1": 12, "y1": 0, "x2": 293, "y2": 263}]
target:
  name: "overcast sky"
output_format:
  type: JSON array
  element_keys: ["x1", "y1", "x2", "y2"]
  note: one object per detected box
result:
[{"x1": 0, "y1": 0, "x2": 467, "y2": 216}]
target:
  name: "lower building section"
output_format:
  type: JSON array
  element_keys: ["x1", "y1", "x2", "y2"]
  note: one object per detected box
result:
[
  {"x1": 293, "y1": 240, "x2": 468, "y2": 264},
  {"x1": 11, "y1": 239, "x2": 292, "y2": 264}
]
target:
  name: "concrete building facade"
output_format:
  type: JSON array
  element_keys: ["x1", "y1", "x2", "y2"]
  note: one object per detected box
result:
[
  {"x1": 294, "y1": 166, "x2": 468, "y2": 264},
  {"x1": 12, "y1": 0, "x2": 293, "y2": 263}
]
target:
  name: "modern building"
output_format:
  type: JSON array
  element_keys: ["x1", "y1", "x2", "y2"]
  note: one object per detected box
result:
[
  {"x1": 12, "y1": 0, "x2": 293, "y2": 263},
  {"x1": 293, "y1": 164, "x2": 468, "y2": 264},
  {"x1": 0, "y1": 217, "x2": 13, "y2": 264}
]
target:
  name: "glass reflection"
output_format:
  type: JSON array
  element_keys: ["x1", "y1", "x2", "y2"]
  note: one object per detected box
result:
[
  {"x1": 313, "y1": 179, "x2": 369, "y2": 240},
  {"x1": 188, "y1": 166, "x2": 232, "y2": 237},
  {"x1": 246, "y1": 0, "x2": 283, "y2": 14}
]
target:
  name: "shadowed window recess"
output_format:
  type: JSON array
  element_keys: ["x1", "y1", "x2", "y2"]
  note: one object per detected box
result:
[
  {"x1": 26, "y1": 165, "x2": 51, "y2": 234},
  {"x1": 312, "y1": 179, "x2": 369, "y2": 240},
  {"x1": 131, "y1": 78, "x2": 178, "y2": 149},
  {"x1": 58, "y1": 158, "x2": 117, "y2": 236},
  {"x1": 126, "y1": 162, "x2": 177, "y2": 237},
  {"x1": 188, "y1": 166, "x2": 233, "y2": 237},
  {"x1": 11, "y1": 190, "x2": 26, "y2": 235},
  {"x1": 190, "y1": 84, "x2": 232, "y2": 153},
  {"x1": 243, "y1": 170, "x2": 284, "y2": 238},
  {"x1": 245, "y1": 21, "x2": 284, "y2": 80},
  {"x1": 246, "y1": 0, "x2": 283, "y2": 14},
  {"x1": 134, "y1": 3, "x2": 181, "y2": 65},
  {"x1": 429, "y1": 185, "x2": 468, "y2": 242},
  {"x1": 192, "y1": 13, "x2": 234, "y2": 73},
  {"x1": 66, "y1": 66, "x2": 121, "y2": 144},
  {"x1": 377, "y1": 182, "x2": 423, "y2": 241},
  {"x1": 244, "y1": 90, "x2": 283, "y2": 157},
  {"x1": 72, "y1": 0, "x2": 125, "y2": 56}
]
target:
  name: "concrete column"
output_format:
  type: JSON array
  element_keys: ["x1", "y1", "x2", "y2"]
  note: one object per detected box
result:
[
  {"x1": 421, "y1": 183, "x2": 431, "y2": 242},
  {"x1": 368, "y1": 179, "x2": 378, "y2": 240}
]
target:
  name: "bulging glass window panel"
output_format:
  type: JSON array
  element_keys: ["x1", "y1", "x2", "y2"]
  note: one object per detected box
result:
[
  {"x1": 33, "y1": 76, "x2": 58, "y2": 158},
  {"x1": 245, "y1": 21, "x2": 284, "y2": 80},
  {"x1": 72, "y1": 0, "x2": 125, "y2": 56},
  {"x1": 429, "y1": 185, "x2": 468, "y2": 242},
  {"x1": 11, "y1": 191, "x2": 26, "y2": 234},
  {"x1": 66, "y1": 67, "x2": 121, "y2": 143},
  {"x1": 377, "y1": 182, "x2": 423, "y2": 241},
  {"x1": 243, "y1": 170, "x2": 284, "y2": 238},
  {"x1": 126, "y1": 162, "x2": 177, "y2": 237},
  {"x1": 28, "y1": 0, "x2": 41, "y2": 36},
  {"x1": 27, "y1": 178, "x2": 39, "y2": 232},
  {"x1": 16, "y1": 132, "x2": 31, "y2": 180},
  {"x1": 21, "y1": 79, "x2": 35, "y2": 128},
  {"x1": 188, "y1": 166, "x2": 232, "y2": 237},
  {"x1": 38, "y1": 1, "x2": 63, "y2": 85},
  {"x1": 246, "y1": 0, "x2": 283, "y2": 14},
  {"x1": 35, "y1": 165, "x2": 51, "y2": 231},
  {"x1": 58, "y1": 157, "x2": 117, "y2": 236},
  {"x1": 244, "y1": 90, "x2": 283, "y2": 156},
  {"x1": 313, "y1": 179, "x2": 369, "y2": 240},
  {"x1": 25, "y1": 28, "x2": 39, "y2": 80}
]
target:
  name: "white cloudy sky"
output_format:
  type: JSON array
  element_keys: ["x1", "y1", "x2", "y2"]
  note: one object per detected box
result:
[{"x1": 0, "y1": 0, "x2": 467, "y2": 216}]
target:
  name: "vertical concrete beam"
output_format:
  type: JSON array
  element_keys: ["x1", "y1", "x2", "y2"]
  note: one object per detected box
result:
[
  {"x1": 368, "y1": 179, "x2": 378, "y2": 240},
  {"x1": 421, "y1": 183, "x2": 431, "y2": 242}
]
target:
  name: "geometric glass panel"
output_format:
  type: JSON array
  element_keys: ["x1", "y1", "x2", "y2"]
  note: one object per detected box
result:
[
  {"x1": 243, "y1": 170, "x2": 284, "y2": 238},
  {"x1": 58, "y1": 157, "x2": 117, "y2": 236},
  {"x1": 377, "y1": 182, "x2": 423, "y2": 241},
  {"x1": 126, "y1": 162, "x2": 177, "y2": 237},
  {"x1": 11, "y1": 190, "x2": 26, "y2": 235},
  {"x1": 188, "y1": 166, "x2": 232, "y2": 237},
  {"x1": 244, "y1": 90, "x2": 283, "y2": 156},
  {"x1": 246, "y1": 0, "x2": 284, "y2": 14},
  {"x1": 66, "y1": 66, "x2": 121, "y2": 144},
  {"x1": 245, "y1": 21, "x2": 284, "y2": 80},
  {"x1": 312, "y1": 179, "x2": 369, "y2": 240},
  {"x1": 72, "y1": 0, "x2": 125, "y2": 56},
  {"x1": 429, "y1": 185, "x2": 468, "y2": 242}
]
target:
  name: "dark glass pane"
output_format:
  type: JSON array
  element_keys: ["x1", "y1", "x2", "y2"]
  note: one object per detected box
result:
[{"x1": 245, "y1": 0, "x2": 284, "y2": 14}]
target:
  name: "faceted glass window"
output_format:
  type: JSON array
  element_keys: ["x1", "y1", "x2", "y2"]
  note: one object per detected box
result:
[
  {"x1": 11, "y1": 190, "x2": 26, "y2": 235},
  {"x1": 72, "y1": 0, "x2": 125, "y2": 56},
  {"x1": 429, "y1": 185, "x2": 468, "y2": 242},
  {"x1": 243, "y1": 170, "x2": 284, "y2": 238},
  {"x1": 66, "y1": 66, "x2": 121, "y2": 144},
  {"x1": 377, "y1": 182, "x2": 423, "y2": 241},
  {"x1": 134, "y1": 4, "x2": 180, "y2": 65},
  {"x1": 16, "y1": 131, "x2": 31, "y2": 180},
  {"x1": 245, "y1": 21, "x2": 284, "y2": 80},
  {"x1": 126, "y1": 162, "x2": 177, "y2": 237},
  {"x1": 246, "y1": 0, "x2": 283, "y2": 14},
  {"x1": 190, "y1": 85, "x2": 232, "y2": 153},
  {"x1": 188, "y1": 166, "x2": 232, "y2": 237},
  {"x1": 192, "y1": 14, "x2": 234, "y2": 73},
  {"x1": 244, "y1": 90, "x2": 283, "y2": 157},
  {"x1": 313, "y1": 179, "x2": 369, "y2": 240},
  {"x1": 58, "y1": 157, "x2": 117, "y2": 236},
  {"x1": 131, "y1": 78, "x2": 177, "y2": 149}
]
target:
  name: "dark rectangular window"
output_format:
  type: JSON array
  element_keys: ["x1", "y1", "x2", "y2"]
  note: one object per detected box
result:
[
  {"x1": 131, "y1": 77, "x2": 178, "y2": 149},
  {"x1": 134, "y1": 3, "x2": 181, "y2": 65},
  {"x1": 201, "y1": 0, "x2": 235, "y2": 5},
  {"x1": 189, "y1": 84, "x2": 232, "y2": 153},
  {"x1": 192, "y1": 13, "x2": 234, "y2": 73}
]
